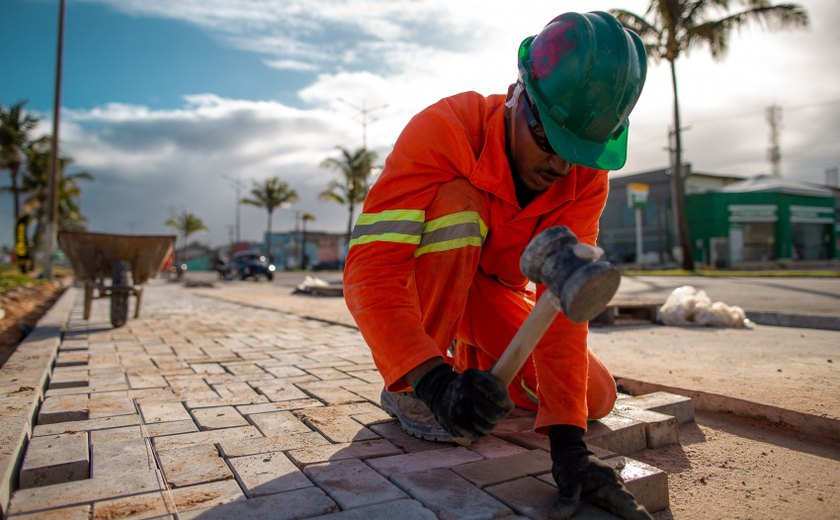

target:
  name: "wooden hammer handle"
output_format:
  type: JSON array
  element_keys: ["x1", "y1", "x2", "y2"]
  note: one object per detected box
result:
[{"x1": 490, "y1": 293, "x2": 560, "y2": 386}]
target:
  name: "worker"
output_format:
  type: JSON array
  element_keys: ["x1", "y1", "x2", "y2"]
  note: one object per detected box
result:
[{"x1": 344, "y1": 11, "x2": 650, "y2": 520}]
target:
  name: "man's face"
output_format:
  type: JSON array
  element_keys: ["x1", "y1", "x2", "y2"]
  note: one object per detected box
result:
[{"x1": 511, "y1": 90, "x2": 574, "y2": 197}]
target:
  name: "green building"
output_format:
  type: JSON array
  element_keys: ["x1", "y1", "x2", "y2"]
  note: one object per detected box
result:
[{"x1": 686, "y1": 175, "x2": 837, "y2": 266}]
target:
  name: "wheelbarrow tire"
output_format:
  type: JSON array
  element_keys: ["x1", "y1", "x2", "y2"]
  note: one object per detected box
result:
[{"x1": 111, "y1": 261, "x2": 131, "y2": 328}]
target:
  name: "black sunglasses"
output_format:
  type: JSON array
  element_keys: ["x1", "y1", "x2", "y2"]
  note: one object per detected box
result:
[{"x1": 520, "y1": 89, "x2": 557, "y2": 156}]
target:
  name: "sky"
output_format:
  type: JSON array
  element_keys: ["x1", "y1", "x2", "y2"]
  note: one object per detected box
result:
[{"x1": 2, "y1": 0, "x2": 839, "y2": 250}]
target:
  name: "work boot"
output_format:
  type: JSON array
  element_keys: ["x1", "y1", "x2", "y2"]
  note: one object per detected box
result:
[{"x1": 380, "y1": 388, "x2": 455, "y2": 443}]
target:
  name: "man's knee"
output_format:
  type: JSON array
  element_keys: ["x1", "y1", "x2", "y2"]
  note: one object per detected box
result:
[{"x1": 588, "y1": 381, "x2": 617, "y2": 420}]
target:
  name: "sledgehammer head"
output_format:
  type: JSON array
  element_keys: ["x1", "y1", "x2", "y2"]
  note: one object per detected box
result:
[{"x1": 520, "y1": 226, "x2": 620, "y2": 323}]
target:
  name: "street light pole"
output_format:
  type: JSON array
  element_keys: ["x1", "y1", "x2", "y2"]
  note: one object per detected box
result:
[
  {"x1": 336, "y1": 98, "x2": 388, "y2": 149},
  {"x1": 223, "y1": 175, "x2": 244, "y2": 244},
  {"x1": 43, "y1": 0, "x2": 65, "y2": 280}
]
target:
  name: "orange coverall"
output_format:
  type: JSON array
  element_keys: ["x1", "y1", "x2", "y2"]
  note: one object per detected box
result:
[{"x1": 344, "y1": 92, "x2": 616, "y2": 431}]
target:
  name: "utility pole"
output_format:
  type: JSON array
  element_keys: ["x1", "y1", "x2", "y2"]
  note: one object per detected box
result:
[
  {"x1": 223, "y1": 175, "x2": 244, "y2": 244},
  {"x1": 766, "y1": 105, "x2": 782, "y2": 178},
  {"x1": 43, "y1": 0, "x2": 65, "y2": 280},
  {"x1": 336, "y1": 98, "x2": 388, "y2": 149}
]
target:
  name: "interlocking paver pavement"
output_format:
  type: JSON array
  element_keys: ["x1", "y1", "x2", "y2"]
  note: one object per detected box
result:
[{"x1": 1, "y1": 281, "x2": 683, "y2": 518}]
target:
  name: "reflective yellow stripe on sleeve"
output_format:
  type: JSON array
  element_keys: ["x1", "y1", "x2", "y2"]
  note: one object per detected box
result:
[
  {"x1": 415, "y1": 211, "x2": 488, "y2": 257},
  {"x1": 348, "y1": 209, "x2": 425, "y2": 248}
]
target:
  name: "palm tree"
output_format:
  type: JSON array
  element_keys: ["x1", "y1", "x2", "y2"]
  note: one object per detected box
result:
[
  {"x1": 319, "y1": 146, "x2": 378, "y2": 243},
  {"x1": 164, "y1": 211, "x2": 208, "y2": 265},
  {"x1": 21, "y1": 136, "x2": 93, "y2": 256},
  {"x1": 300, "y1": 212, "x2": 316, "y2": 269},
  {"x1": 0, "y1": 101, "x2": 39, "y2": 224},
  {"x1": 610, "y1": 1, "x2": 808, "y2": 270},
  {"x1": 241, "y1": 177, "x2": 299, "y2": 261}
]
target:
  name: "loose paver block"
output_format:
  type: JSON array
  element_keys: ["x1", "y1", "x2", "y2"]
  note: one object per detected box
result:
[
  {"x1": 176, "y1": 486, "x2": 337, "y2": 520},
  {"x1": 484, "y1": 476, "x2": 563, "y2": 519},
  {"x1": 391, "y1": 467, "x2": 514, "y2": 519},
  {"x1": 305, "y1": 458, "x2": 408, "y2": 509},
  {"x1": 192, "y1": 406, "x2": 249, "y2": 430},
  {"x1": 37, "y1": 395, "x2": 89, "y2": 424},
  {"x1": 157, "y1": 444, "x2": 233, "y2": 488},
  {"x1": 607, "y1": 456, "x2": 670, "y2": 513},
  {"x1": 90, "y1": 430, "x2": 153, "y2": 480},
  {"x1": 614, "y1": 407, "x2": 679, "y2": 448},
  {"x1": 287, "y1": 439, "x2": 403, "y2": 467},
  {"x1": 452, "y1": 449, "x2": 552, "y2": 487},
  {"x1": 19, "y1": 432, "x2": 89, "y2": 489},
  {"x1": 229, "y1": 451, "x2": 312, "y2": 497},
  {"x1": 368, "y1": 447, "x2": 484, "y2": 477},
  {"x1": 585, "y1": 414, "x2": 647, "y2": 455},
  {"x1": 314, "y1": 499, "x2": 436, "y2": 520},
  {"x1": 619, "y1": 391, "x2": 695, "y2": 424}
]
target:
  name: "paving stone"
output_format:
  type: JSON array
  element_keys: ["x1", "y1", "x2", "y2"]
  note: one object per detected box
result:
[
  {"x1": 33, "y1": 414, "x2": 139, "y2": 437},
  {"x1": 90, "y1": 430, "x2": 153, "y2": 480},
  {"x1": 614, "y1": 407, "x2": 679, "y2": 448},
  {"x1": 391, "y1": 467, "x2": 514, "y2": 519},
  {"x1": 236, "y1": 399, "x2": 323, "y2": 415},
  {"x1": 142, "y1": 419, "x2": 199, "y2": 438},
  {"x1": 467, "y1": 435, "x2": 530, "y2": 460},
  {"x1": 263, "y1": 365, "x2": 308, "y2": 378},
  {"x1": 249, "y1": 410, "x2": 312, "y2": 437},
  {"x1": 314, "y1": 499, "x2": 436, "y2": 520},
  {"x1": 288, "y1": 439, "x2": 403, "y2": 466},
  {"x1": 294, "y1": 406, "x2": 380, "y2": 443},
  {"x1": 138, "y1": 402, "x2": 192, "y2": 423},
  {"x1": 297, "y1": 380, "x2": 368, "y2": 405},
  {"x1": 369, "y1": 421, "x2": 447, "y2": 453},
  {"x1": 192, "y1": 406, "x2": 249, "y2": 430},
  {"x1": 127, "y1": 374, "x2": 168, "y2": 389},
  {"x1": 230, "y1": 451, "x2": 313, "y2": 497},
  {"x1": 153, "y1": 425, "x2": 262, "y2": 451},
  {"x1": 19, "y1": 432, "x2": 89, "y2": 489},
  {"x1": 493, "y1": 415, "x2": 536, "y2": 435},
  {"x1": 584, "y1": 414, "x2": 647, "y2": 455},
  {"x1": 367, "y1": 447, "x2": 483, "y2": 477},
  {"x1": 619, "y1": 392, "x2": 695, "y2": 425},
  {"x1": 191, "y1": 363, "x2": 227, "y2": 375},
  {"x1": 484, "y1": 476, "x2": 562, "y2": 519},
  {"x1": 305, "y1": 458, "x2": 408, "y2": 509},
  {"x1": 88, "y1": 391, "x2": 136, "y2": 418},
  {"x1": 166, "y1": 478, "x2": 245, "y2": 514},
  {"x1": 219, "y1": 431, "x2": 330, "y2": 458},
  {"x1": 185, "y1": 395, "x2": 269, "y2": 409},
  {"x1": 9, "y1": 504, "x2": 91, "y2": 519},
  {"x1": 605, "y1": 457, "x2": 670, "y2": 513},
  {"x1": 38, "y1": 395, "x2": 89, "y2": 425},
  {"x1": 48, "y1": 369, "x2": 88, "y2": 390},
  {"x1": 157, "y1": 444, "x2": 233, "y2": 488},
  {"x1": 91, "y1": 490, "x2": 172, "y2": 519},
  {"x1": 251, "y1": 381, "x2": 311, "y2": 402},
  {"x1": 177, "y1": 486, "x2": 337, "y2": 520},
  {"x1": 453, "y1": 449, "x2": 552, "y2": 487}
]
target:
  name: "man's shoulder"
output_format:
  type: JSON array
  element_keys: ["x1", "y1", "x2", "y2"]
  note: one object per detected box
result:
[{"x1": 430, "y1": 91, "x2": 506, "y2": 119}]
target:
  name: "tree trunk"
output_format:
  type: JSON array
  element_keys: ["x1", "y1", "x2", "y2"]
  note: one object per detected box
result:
[
  {"x1": 670, "y1": 59, "x2": 695, "y2": 271},
  {"x1": 10, "y1": 165, "x2": 21, "y2": 224},
  {"x1": 266, "y1": 210, "x2": 273, "y2": 262},
  {"x1": 301, "y1": 222, "x2": 308, "y2": 270}
]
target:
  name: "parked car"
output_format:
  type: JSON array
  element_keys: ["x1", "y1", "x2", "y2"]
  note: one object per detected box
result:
[{"x1": 233, "y1": 251, "x2": 275, "y2": 281}]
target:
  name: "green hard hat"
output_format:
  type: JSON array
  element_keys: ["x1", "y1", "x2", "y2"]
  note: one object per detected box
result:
[{"x1": 518, "y1": 11, "x2": 647, "y2": 170}]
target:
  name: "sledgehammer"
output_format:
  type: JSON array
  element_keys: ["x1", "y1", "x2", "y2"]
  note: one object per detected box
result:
[{"x1": 490, "y1": 226, "x2": 621, "y2": 386}]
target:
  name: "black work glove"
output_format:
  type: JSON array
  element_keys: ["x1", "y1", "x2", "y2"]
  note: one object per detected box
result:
[
  {"x1": 549, "y1": 425, "x2": 652, "y2": 520},
  {"x1": 413, "y1": 364, "x2": 513, "y2": 442}
]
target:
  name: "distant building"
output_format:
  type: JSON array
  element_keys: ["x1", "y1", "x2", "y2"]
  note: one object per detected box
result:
[
  {"x1": 263, "y1": 230, "x2": 345, "y2": 270},
  {"x1": 599, "y1": 165, "x2": 743, "y2": 264}
]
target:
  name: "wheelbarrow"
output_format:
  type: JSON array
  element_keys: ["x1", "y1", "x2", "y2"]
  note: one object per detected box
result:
[{"x1": 58, "y1": 231, "x2": 176, "y2": 327}]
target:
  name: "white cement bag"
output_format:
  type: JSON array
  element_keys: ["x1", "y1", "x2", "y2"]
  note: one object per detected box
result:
[{"x1": 657, "y1": 285, "x2": 752, "y2": 328}]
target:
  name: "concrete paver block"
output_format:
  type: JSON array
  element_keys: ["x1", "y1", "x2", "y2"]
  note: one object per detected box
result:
[
  {"x1": 614, "y1": 407, "x2": 679, "y2": 449},
  {"x1": 157, "y1": 444, "x2": 233, "y2": 488},
  {"x1": 606, "y1": 456, "x2": 670, "y2": 513},
  {"x1": 166, "y1": 478, "x2": 244, "y2": 514},
  {"x1": 251, "y1": 381, "x2": 310, "y2": 402},
  {"x1": 296, "y1": 380, "x2": 368, "y2": 405},
  {"x1": 391, "y1": 467, "x2": 513, "y2": 519},
  {"x1": 87, "y1": 391, "x2": 136, "y2": 418},
  {"x1": 90, "y1": 431, "x2": 153, "y2": 480},
  {"x1": 314, "y1": 499, "x2": 436, "y2": 519},
  {"x1": 249, "y1": 410, "x2": 312, "y2": 437},
  {"x1": 220, "y1": 431, "x2": 329, "y2": 458},
  {"x1": 452, "y1": 449, "x2": 552, "y2": 487},
  {"x1": 153, "y1": 425, "x2": 262, "y2": 451},
  {"x1": 294, "y1": 406, "x2": 380, "y2": 443},
  {"x1": 38, "y1": 395, "x2": 89, "y2": 425},
  {"x1": 584, "y1": 414, "x2": 647, "y2": 455},
  {"x1": 287, "y1": 439, "x2": 403, "y2": 467},
  {"x1": 176, "y1": 486, "x2": 337, "y2": 520},
  {"x1": 229, "y1": 451, "x2": 312, "y2": 497},
  {"x1": 466, "y1": 435, "x2": 529, "y2": 460},
  {"x1": 19, "y1": 432, "x2": 89, "y2": 489},
  {"x1": 367, "y1": 447, "x2": 483, "y2": 477},
  {"x1": 9, "y1": 504, "x2": 91, "y2": 519},
  {"x1": 47, "y1": 369, "x2": 88, "y2": 390},
  {"x1": 91, "y1": 490, "x2": 172, "y2": 519},
  {"x1": 236, "y1": 399, "x2": 323, "y2": 415},
  {"x1": 305, "y1": 458, "x2": 408, "y2": 509},
  {"x1": 192, "y1": 406, "x2": 249, "y2": 430},
  {"x1": 368, "y1": 421, "x2": 448, "y2": 454},
  {"x1": 484, "y1": 475, "x2": 561, "y2": 519},
  {"x1": 33, "y1": 414, "x2": 139, "y2": 437},
  {"x1": 619, "y1": 391, "x2": 695, "y2": 425},
  {"x1": 142, "y1": 419, "x2": 198, "y2": 438},
  {"x1": 138, "y1": 402, "x2": 191, "y2": 424}
]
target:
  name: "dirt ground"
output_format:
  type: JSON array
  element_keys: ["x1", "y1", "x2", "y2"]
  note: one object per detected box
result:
[
  {"x1": 0, "y1": 282, "x2": 65, "y2": 366},
  {"x1": 5, "y1": 280, "x2": 840, "y2": 518}
]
